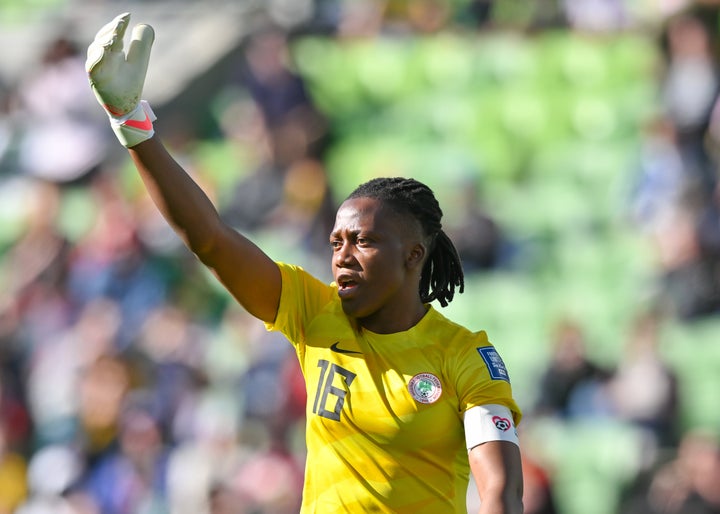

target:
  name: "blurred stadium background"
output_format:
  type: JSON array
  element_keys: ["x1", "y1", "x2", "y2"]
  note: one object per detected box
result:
[{"x1": 2, "y1": 0, "x2": 720, "y2": 513}]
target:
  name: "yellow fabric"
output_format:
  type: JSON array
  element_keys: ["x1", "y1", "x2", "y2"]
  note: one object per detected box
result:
[
  {"x1": 0, "y1": 453, "x2": 28, "y2": 512},
  {"x1": 266, "y1": 263, "x2": 521, "y2": 513}
]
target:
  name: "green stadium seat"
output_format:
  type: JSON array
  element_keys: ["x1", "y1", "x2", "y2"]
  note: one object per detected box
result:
[
  {"x1": 526, "y1": 418, "x2": 646, "y2": 514},
  {"x1": 661, "y1": 319, "x2": 720, "y2": 431}
]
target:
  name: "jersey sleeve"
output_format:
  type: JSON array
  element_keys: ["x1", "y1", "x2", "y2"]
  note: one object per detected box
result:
[
  {"x1": 451, "y1": 330, "x2": 522, "y2": 427},
  {"x1": 264, "y1": 262, "x2": 335, "y2": 346}
]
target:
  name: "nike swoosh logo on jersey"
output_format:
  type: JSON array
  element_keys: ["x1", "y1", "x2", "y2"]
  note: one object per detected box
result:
[
  {"x1": 330, "y1": 342, "x2": 362, "y2": 355},
  {"x1": 124, "y1": 112, "x2": 153, "y2": 131}
]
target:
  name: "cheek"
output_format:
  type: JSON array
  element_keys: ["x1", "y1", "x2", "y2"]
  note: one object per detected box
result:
[{"x1": 366, "y1": 252, "x2": 406, "y2": 286}]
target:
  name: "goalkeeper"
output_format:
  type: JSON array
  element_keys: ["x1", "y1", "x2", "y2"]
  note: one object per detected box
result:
[{"x1": 86, "y1": 13, "x2": 524, "y2": 514}]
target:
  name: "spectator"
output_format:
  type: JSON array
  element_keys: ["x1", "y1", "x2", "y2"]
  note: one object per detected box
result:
[
  {"x1": 14, "y1": 444, "x2": 85, "y2": 514},
  {"x1": 619, "y1": 429, "x2": 720, "y2": 514},
  {"x1": 532, "y1": 319, "x2": 613, "y2": 419},
  {"x1": 659, "y1": 9, "x2": 719, "y2": 193},
  {"x1": 651, "y1": 187, "x2": 720, "y2": 320},
  {"x1": 14, "y1": 35, "x2": 109, "y2": 183},
  {"x1": 607, "y1": 310, "x2": 680, "y2": 447},
  {"x1": 446, "y1": 181, "x2": 506, "y2": 271},
  {"x1": 80, "y1": 394, "x2": 170, "y2": 514}
]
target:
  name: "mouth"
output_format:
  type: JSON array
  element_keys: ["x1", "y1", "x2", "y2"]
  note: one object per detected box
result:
[{"x1": 336, "y1": 276, "x2": 359, "y2": 297}]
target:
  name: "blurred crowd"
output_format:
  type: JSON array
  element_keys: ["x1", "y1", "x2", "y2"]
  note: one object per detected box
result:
[{"x1": 1, "y1": 1, "x2": 720, "y2": 514}]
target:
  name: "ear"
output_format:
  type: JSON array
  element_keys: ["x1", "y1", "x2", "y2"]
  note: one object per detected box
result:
[{"x1": 405, "y1": 242, "x2": 426, "y2": 270}]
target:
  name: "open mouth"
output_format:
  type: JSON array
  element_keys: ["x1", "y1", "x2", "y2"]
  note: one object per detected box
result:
[{"x1": 337, "y1": 277, "x2": 359, "y2": 296}]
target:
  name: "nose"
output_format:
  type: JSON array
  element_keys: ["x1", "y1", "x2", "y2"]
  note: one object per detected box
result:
[{"x1": 333, "y1": 241, "x2": 356, "y2": 268}]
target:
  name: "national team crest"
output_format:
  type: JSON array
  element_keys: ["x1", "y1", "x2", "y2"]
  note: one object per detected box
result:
[{"x1": 408, "y1": 373, "x2": 442, "y2": 404}]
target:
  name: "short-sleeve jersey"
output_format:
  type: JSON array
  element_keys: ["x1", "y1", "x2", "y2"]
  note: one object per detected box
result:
[{"x1": 265, "y1": 263, "x2": 522, "y2": 513}]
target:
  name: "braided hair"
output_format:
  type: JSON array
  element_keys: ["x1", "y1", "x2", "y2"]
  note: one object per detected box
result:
[{"x1": 346, "y1": 177, "x2": 465, "y2": 307}]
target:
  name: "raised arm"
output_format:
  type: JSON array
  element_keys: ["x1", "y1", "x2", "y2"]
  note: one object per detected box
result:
[{"x1": 86, "y1": 13, "x2": 280, "y2": 322}]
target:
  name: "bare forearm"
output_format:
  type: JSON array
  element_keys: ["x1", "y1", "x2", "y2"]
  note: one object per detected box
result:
[
  {"x1": 128, "y1": 136, "x2": 222, "y2": 255},
  {"x1": 477, "y1": 496, "x2": 523, "y2": 514},
  {"x1": 470, "y1": 442, "x2": 524, "y2": 514}
]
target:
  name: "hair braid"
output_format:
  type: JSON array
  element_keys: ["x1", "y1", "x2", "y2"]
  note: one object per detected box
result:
[{"x1": 347, "y1": 177, "x2": 465, "y2": 307}]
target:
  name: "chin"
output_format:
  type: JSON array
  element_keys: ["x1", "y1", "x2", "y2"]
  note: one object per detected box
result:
[
  {"x1": 339, "y1": 297, "x2": 373, "y2": 321},
  {"x1": 339, "y1": 298, "x2": 360, "y2": 318}
]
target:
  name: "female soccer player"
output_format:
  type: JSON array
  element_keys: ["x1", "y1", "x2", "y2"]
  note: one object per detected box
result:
[{"x1": 86, "y1": 13, "x2": 524, "y2": 513}]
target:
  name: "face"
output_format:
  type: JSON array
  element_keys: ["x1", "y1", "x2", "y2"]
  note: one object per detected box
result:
[{"x1": 329, "y1": 197, "x2": 426, "y2": 331}]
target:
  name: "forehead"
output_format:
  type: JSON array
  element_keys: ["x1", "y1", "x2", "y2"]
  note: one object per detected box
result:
[{"x1": 332, "y1": 197, "x2": 409, "y2": 234}]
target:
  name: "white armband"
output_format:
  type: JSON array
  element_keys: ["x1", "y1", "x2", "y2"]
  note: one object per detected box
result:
[{"x1": 464, "y1": 404, "x2": 519, "y2": 451}]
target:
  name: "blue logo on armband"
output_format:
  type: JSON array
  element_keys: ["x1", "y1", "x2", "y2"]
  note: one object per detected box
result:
[{"x1": 477, "y1": 346, "x2": 510, "y2": 382}]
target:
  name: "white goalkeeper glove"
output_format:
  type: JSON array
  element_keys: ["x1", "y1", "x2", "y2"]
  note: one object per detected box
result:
[{"x1": 86, "y1": 12, "x2": 156, "y2": 148}]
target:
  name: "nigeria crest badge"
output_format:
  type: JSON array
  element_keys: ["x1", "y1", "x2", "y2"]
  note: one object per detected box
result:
[{"x1": 408, "y1": 373, "x2": 442, "y2": 404}]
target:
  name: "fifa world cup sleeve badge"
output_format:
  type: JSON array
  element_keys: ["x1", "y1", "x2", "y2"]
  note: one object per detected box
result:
[{"x1": 476, "y1": 346, "x2": 510, "y2": 382}]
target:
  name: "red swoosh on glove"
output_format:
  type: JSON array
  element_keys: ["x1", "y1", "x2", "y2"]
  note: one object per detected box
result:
[{"x1": 124, "y1": 112, "x2": 152, "y2": 131}]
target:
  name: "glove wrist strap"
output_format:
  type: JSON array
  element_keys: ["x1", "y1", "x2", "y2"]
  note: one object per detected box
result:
[{"x1": 109, "y1": 100, "x2": 156, "y2": 148}]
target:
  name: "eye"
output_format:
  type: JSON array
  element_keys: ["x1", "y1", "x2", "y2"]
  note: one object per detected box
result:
[{"x1": 330, "y1": 239, "x2": 342, "y2": 250}]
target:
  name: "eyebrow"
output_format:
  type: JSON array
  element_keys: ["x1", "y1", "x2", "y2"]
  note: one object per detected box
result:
[
  {"x1": 330, "y1": 227, "x2": 359, "y2": 239},
  {"x1": 329, "y1": 227, "x2": 384, "y2": 241}
]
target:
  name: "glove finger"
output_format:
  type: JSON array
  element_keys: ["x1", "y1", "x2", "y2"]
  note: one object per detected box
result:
[
  {"x1": 98, "y1": 12, "x2": 130, "y2": 50},
  {"x1": 86, "y1": 12, "x2": 130, "y2": 72},
  {"x1": 126, "y1": 24, "x2": 155, "y2": 70}
]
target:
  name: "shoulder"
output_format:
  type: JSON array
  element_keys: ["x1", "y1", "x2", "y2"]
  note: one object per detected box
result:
[
  {"x1": 423, "y1": 306, "x2": 490, "y2": 348},
  {"x1": 276, "y1": 262, "x2": 334, "y2": 295},
  {"x1": 425, "y1": 308, "x2": 512, "y2": 381},
  {"x1": 269, "y1": 262, "x2": 338, "y2": 337}
]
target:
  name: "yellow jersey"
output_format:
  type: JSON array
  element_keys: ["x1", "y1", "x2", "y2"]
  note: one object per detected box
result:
[{"x1": 266, "y1": 263, "x2": 521, "y2": 513}]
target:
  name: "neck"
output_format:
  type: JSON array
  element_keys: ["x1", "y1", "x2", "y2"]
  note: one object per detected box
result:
[{"x1": 358, "y1": 302, "x2": 428, "y2": 334}]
